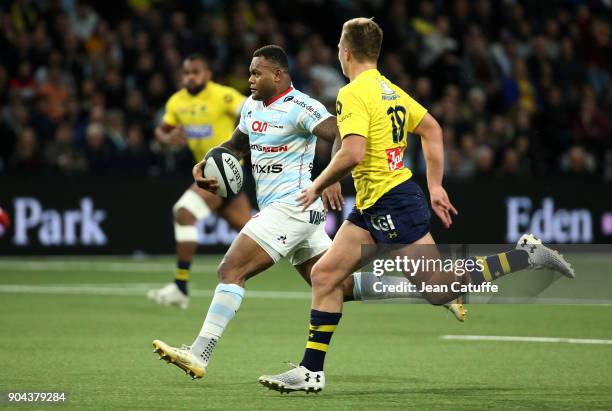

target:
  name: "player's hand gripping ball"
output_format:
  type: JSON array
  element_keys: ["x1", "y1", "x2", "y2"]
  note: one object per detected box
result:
[{"x1": 196, "y1": 147, "x2": 243, "y2": 198}]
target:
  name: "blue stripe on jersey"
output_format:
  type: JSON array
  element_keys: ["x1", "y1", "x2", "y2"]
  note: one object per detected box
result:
[
  {"x1": 240, "y1": 88, "x2": 331, "y2": 209},
  {"x1": 257, "y1": 175, "x2": 300, "y2": 186},
  {"x1": 258, "y1": 188, "x2": 303, "y2": 207},
  {"x1": 276, "y1": 150, "x2": 314, "y2": 164}
]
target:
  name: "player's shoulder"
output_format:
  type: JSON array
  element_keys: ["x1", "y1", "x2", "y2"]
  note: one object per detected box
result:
[
  {"x1": 241, "y1": 94, "x2": 259, "y2": 109},
  {"x1": 338, "y1": 75, "x2": 374, "y2": 102},
  {"x1": 166, "y1": 88, "x2": 188, "y2": 106},
  {"x1": 287, "y1": 88, "x2": 325, "y2": 109},
  {"x1": 208, "y1": 81, "x2": 245, "y2": 102},
  {"x1": 283, "y1": 88, "x2": 328, "y2": 122}
]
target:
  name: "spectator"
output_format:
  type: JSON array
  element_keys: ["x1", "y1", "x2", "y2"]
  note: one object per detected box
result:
[
  {"x1": 44, "y1": 122, "x2": 88, "y2": 174},
  {"x1": 123, "y1": 89, "x2": 149, "y2": 129},
  {"x1": 573, "y1": 95, "x2": 611, "y2": 149},
  {"x1": 475, "y1": 145, "x2": 495, "y2": 176},
  {"x1": 69, "y1": 2, "x2": 99, "y2": 41},
  {"x1": 420, "y1": 15, "x2": 458, "y2": 70},
  {"x1": 561, "y1": 145, "x2": 597, "y2": 176},
  {"x1": 308, "y1": 46, "x2": 345, "y2": 104},
  {"x1": 36, "y1": 67, "x2": 70, "y2": 122},
  {"x1": 104, "y1": 109, "x2": 125, "y2": 150},
  {"x1": 119, "y1": 123, "x2": 157, "y2": 175},
  {"x1": 497, "y1": 147, "x2": 526, "y2": 177},
  {"x1": 9, "y1": 60, "x2": 36, "y2": 101},
  {"x1": 9, "y1": 126, "x2": 43, "y2": 173},
  {"x1": 84, "y1": 122, "x2": 117, "y2": 173},
  {"x1": 0, "y1": 0, "x2": 609, "y2": 179}
]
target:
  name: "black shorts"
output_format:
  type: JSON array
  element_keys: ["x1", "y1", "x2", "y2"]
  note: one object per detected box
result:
[{"x1": 347, "y1": 179, "x2": 431, "y2": 244}]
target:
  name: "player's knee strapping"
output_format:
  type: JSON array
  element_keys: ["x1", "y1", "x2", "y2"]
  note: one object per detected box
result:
[{"x1": 173, "y1": 190, "x2": 211, "y2": 242}]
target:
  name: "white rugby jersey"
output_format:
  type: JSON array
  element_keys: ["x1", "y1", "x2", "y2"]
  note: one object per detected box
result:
[{"x1": 238, "y1": 86, "x2": 332, "y2": 209}]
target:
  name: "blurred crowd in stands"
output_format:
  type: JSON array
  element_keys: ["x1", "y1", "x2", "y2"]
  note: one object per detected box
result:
[{"x1": 0, "y1": 0, "x2": 610, "y2": 179}]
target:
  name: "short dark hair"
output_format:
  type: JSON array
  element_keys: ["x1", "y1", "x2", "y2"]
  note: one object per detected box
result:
[
  {"x1": 342, "y1": 18, "x2": 383, "y2": 62},
  {"x1": 253, "y1": 45, "x2": 289, "y2": 70},
  {"x1": 184, "y1": 53, "x2": 208, "y2": 67}
]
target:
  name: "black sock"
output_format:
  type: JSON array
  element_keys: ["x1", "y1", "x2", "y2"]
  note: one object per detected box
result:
[
  {"x1": 300, "y1": 309, "x2": 342, "y2": 372},
  {"x1": 469, "y1": 249, "x2": 530, "y2": 284}
]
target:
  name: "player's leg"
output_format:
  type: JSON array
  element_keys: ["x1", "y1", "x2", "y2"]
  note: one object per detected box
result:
[
  {"x1": 290, "y1": 223, "x2": 362, "y2": 302},
  {"x1": 217, "y1": 192, "x2": 253, "y2": 231},
  {"x1": 259, "y1": 220, "x2": 373, "y2": 393},
  {"x1": 295, "y1": 250, "x2": 466, "y2": 320},
  {"x1": 153, "y1": 232, "x2": 276, "y2": 379},
  {"x1": 291, "y1": 238, "x2": 423, "y2": 305},
  {"x1": 147, "y1": 184, "x2": 225, "y2": 308},
  {"x1": 154, "y1": 201, "x2": 321, "y2": 379},
  {"x1": 294, "y1": 255, "x2": 356, "y2": 301},
  {"x1": 398, "y1": 232, "x2": 574, "y2": 305}
]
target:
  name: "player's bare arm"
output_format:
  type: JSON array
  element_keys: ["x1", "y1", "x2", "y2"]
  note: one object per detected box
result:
[
  {"x1": 155, "y1": 122, "x2": 187, "y2": 147},
  {"x1": 312, "y1": 117, "x2": 345, "y2": 211},
  {"x1": 220, "y1": 127, "x2": 250, "y2": 159},
  {"x1": 192, "y1": 127, "x2": 249, "y2": 193},
  {"x1": 297, "y1": 133, "x2": 365, "y2": 211},
  {"x1": 414, "y1": 112, "x2": 458, "y2": 228}
]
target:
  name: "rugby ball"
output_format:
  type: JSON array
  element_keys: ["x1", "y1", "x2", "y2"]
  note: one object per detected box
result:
[{"x1": 203, "y1": 147, "x2": 243, "y2": 197}]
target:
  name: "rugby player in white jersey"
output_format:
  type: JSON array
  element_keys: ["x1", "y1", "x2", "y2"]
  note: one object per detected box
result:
[{"x1": 151, "y1": 45, "x2": 465, "y2": 380}]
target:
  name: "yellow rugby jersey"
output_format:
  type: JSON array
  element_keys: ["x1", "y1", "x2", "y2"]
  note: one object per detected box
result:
[
  {"x1": 336, "y1": 69, "x2": 427, "y2": 210},
  {"x1": 163, "y1": 81, "x2": 245, "y2": 162}
]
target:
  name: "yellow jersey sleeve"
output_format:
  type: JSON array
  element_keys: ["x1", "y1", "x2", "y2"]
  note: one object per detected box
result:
[
  {"x1": 162, "y1": 95, "x2": 179, "y2": 126},
  {"x1": 223, "y1": 87, "x2": 246, "y2": 117},
  {"x1": 336, "y1": 87, "x2": 370, "y2": 139},
  {"x1": 404, "y1": 93, "x2": 428, "y2": 133}
]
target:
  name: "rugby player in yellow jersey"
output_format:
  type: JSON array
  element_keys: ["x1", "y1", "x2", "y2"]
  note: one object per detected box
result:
[
  {"x1": 147, "y1": 54, "x2": 252, "y2": 309},
  {"x1": 259, "y1": 18, "x2": 574, "y2": 393}
]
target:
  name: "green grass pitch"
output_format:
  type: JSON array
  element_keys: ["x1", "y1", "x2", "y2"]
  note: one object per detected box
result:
[{"x1": 1, "y1": 255, "x2": 611, "y2": 410}]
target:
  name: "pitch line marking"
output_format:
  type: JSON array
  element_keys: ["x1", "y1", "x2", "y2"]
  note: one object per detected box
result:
[
  {"x1": 441, "y1": 335, "x2": 612, "y2": 345},
  {"x1": 0, "y1": 284, "x2": 312, "y2": 300},
  {"x1": 0, "y1": 261, "x2": 217, "y2": 273}
]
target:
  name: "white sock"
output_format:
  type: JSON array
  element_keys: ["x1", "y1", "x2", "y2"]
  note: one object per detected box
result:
[
  {"x1": 352, "y1": 272, "x2": 425, "y2": 302},
  {"x1": 191, "y1": 283, "x2": 244, "y2": 364}
]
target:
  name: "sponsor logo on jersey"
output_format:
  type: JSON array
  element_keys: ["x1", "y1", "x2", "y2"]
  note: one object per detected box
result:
[
  {"x1": 379, "y1": 80, "x2": 399, "y2": 101},
  {"x1": 338, "y1": 112, "x2": 352, "y2": 123},
  {"x1": 385, "y1": 147, "x2": 404, "y2": 171},
  {"x1": 250, "y1": 144, "x2": 288, "y2": 152},
  {"x1": 369, "y1": 214, "x2": 396, "y2": 232},
  {"x1": 291, "y1": 98, "x2": 322, "y2": 120},
  {"x1": 252, "y1": 163, "x2": 283, "y2": 173},
  {"x1": 283, "y1": 96, "x2": 294, "y2": 102},
  {"x1": 184, "y1": 124, "x2": 213, "y2": 139},
  {"x1": 251, "y1": 120, "x2": 268, "y2": 132}
]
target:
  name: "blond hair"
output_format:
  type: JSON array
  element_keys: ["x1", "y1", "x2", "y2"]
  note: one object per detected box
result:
[{"x1": 341, "y1": 17, "x2": 383, "y2": 62}]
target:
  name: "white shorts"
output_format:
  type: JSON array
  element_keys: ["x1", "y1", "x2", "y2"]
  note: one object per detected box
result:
[{"x1": 241, "y1": 202, "x2": 331, "y2": 266}]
